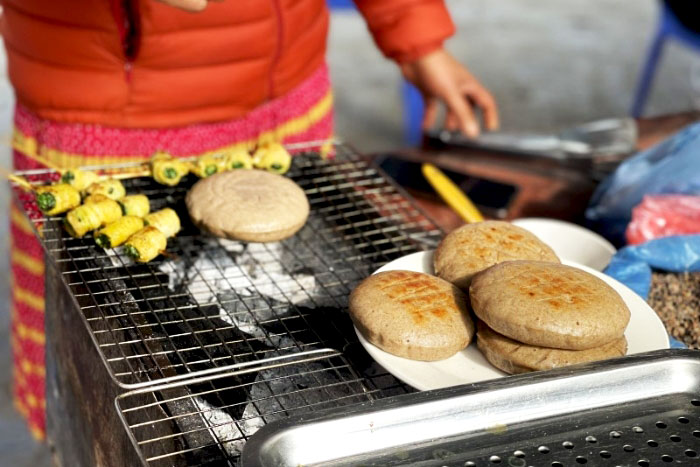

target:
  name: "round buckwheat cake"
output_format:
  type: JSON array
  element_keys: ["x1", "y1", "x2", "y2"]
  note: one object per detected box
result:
[
  {"x1": 476, "y1": 321, "x2": 628, "y2": 374},
  {"x1": 186, "y1": 170, "x2": 309, "y2": 242},
  {"x1": 349, "y1": 270, "x2": 475, "y2": 361},
  {"x1": 470, "y1": 260, "x2": 631, "y2": 350},
  {"x1": 434, "y1": 221, "x2": 559, "y2": 289}
]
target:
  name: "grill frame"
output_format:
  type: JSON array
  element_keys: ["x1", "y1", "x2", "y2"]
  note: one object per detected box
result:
[{"x1": 14, "y1": 142, "x2": 443, "y2": 390}]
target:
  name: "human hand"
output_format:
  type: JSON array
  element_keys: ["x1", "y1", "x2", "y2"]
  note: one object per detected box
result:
[
  {"x1": 155, "y1": 0, "x2": 222, "y2": 12},
  {"x1": 401, "y1": 48, "x2": 499, "y2": 138}
]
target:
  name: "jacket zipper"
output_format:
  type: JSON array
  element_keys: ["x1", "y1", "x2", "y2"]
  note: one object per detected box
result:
[
  {"x1": 268, "y1": 0, "x2": 284, "y2": 101},
  {"x1": 110, "y1": 0, "x2": 140, "y2": 82}
]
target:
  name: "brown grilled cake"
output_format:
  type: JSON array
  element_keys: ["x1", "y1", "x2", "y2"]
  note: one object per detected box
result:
[
  {"x1": 476, "y1": 321, "x2": 628, "y2": 374},
  {"x1": 186, "y1": 170, "x2": 309, "y2": 242},
  {"x1": 470, "y1": 260, "x2": 631, "y2": 350},
  {"x1": 434, "y1": 221, "x2": 559, "y2": 289},
  {"x1": 349, "y1": 270, "x2": 475, "y2": 361}
]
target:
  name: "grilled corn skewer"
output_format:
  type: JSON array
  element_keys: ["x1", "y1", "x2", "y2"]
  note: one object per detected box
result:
[
  {"x1": 224, "y1": 148, "x2": 254, "y2": 170},
  {"x1": 60, "y1": 169, "x2": 99, "y2": 192},
  {"x1": 95, "y1": 216, "x2": 144, "y2": 249},
  {"x1": 119, "y1": 194, "x2": 150, "y2": 217},
  {"x1": 35, "y1": 184, "x2": 82, "y2": 216},
  {"x1": 85, "y1": 179, "x2": 126, "y2": 200},
  {"x1": 83, "y1": 193, "x2": 110, "y2": 204},
  {"x1": 190, "y1": 154, "x2": 224, "y2": 178},
  {"x1": 151, "y1": 153, "x2": 189, "y2": 186},
  {"x1": 64, "y1": 199, "x2": 122, "y2": 238},
  {"x1": 252, "y1": 142, "x2": 292, "y2": 174},
  {"x1": 144, "y1": 208, "x2": 180, "y2": 238},
  {"x1": 124, "y1": 226, "x2": 167, "y2": 263}
]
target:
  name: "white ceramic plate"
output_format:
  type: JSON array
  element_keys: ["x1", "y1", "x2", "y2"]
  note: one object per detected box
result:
[
  {"x1": 355, "y1": 251, "x2": 669, "y2": 391},
  {"x1": 511, "y1": 218, "x2": 617, "y2": 271}
]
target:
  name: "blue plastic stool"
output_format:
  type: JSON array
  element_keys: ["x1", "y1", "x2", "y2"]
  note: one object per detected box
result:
[
  {"x1": 327, "y1": 0, "x2": 355, "y2": 9},
  {"x1": 402, "y1": 81, "x2": 425, "y2": 146},
  {"x1": 631, "y1": 3, "x2": 700, "y2": 117}
]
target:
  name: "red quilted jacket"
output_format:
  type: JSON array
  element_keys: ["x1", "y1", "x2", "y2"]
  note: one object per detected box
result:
[{"x1": 0, "y1": 0, "x2": 455, "y2": 128}]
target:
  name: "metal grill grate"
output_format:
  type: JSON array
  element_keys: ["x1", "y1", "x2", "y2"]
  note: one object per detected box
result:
[
  {"x1": 14, "y1": 143, "x2": 445, "y2": 465},
  {"x1": 116, "y1": 354, "x2": 384, "y2": 467},
  {"x1": 16, "y1": 143, "x2": 441, "y2": 389}
]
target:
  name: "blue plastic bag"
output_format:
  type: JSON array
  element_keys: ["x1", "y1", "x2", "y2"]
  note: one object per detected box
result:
[
  {"x1": 586, "y1": 123, "x2": 700, "y2": 246},
  {"x1": 604, "y1": 235, "x2": 700, "y2": 349}
]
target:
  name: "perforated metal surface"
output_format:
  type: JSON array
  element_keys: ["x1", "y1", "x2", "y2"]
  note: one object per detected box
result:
[
  {"x1": 15, "y1": 143, "x2": 441, "y2": 390},
  {"x1": 417, "y1": 395, "x2": 700, "y2": 467}
]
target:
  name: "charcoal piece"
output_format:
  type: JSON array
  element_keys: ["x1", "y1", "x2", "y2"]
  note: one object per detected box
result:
[
  {"x1": 157, "y1": 384, "x2": 245, "y2": 467},
  {"x1": 124, "y1": 393, "x2": 191, "y2": 467},
  {"x1": 243, "y1": 358, "x2": 370, "y2": 426},
  {"x1": 169, "y1": 373, "x2": 264, "y2": 464},
  {"x1": 257, "y1": 305, "x2": 354, "y2": 352},
  {"x1": 161, "y1": 240, "x2": 321, "y2": 308}
]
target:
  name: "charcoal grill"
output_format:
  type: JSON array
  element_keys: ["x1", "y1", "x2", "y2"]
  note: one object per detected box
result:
[{"x1": 13, "y1": 142, "x2": 443, "y2": 466}]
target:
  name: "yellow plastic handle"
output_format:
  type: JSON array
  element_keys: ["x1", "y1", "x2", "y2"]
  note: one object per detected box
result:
[{"x1": 422, "y1": 163, "x2": 484, "y2": 224}]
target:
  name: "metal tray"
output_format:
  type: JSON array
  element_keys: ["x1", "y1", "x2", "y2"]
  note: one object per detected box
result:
[{"x1": 241, "y1": 349, "x2": 700, "y2": 466}]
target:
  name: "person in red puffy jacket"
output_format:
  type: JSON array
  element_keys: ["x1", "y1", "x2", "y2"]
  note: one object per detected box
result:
[{"x1": 1, "y1": 0, "x2": 498, "y2": 439}]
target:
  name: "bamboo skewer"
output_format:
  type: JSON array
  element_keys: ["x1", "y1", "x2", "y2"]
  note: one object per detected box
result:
[
  {"x1": 101, "y1": 167, "x2": 151, "y2": 180},
  {"x1": 0, "y1": 165, "x2": 34, "y2": 191},
  {"x1": 3, "y1": 134, "x2": 335, "y2": 178}
]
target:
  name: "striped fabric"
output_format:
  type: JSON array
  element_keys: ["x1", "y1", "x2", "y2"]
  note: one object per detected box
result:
[
  {"x1": 10, "y1": 201, "x2": 46, "y2": 441},
  {"x1": 10, "y1": 63, "x2": 333, "y2": 440}
]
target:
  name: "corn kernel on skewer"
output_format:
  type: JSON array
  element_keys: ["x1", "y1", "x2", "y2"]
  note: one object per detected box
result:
[
  {"x1": 35, "y1": 184, "x2": 81, "y2": 216},
  {"x1": 95, "y1": 216, "x2": 145, "y2": 249}
]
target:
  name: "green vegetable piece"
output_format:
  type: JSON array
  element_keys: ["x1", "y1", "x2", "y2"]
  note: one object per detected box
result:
[
  {"x1": 95, "y1": 234, "x2": 111, "y2": 249},
  {"x1": 231, "y1": 161, "x2": 244, "y2": 169},
  {"x1": 270, "y1": 163, "x2": 283, "y2": 171},
  {"x1": 61, "y1": 172, "x2": 74, "y2": 183},
  {"x1": 36, "y1": 192, "x2": 56, "y2": 212},
  {"x1": 164, "y1": 167, "x2": 178, "y2": 179},
  {"x1": 124, "y1": 245, "x2": 140, "y2": 260},
  {"x1": 204, "y1": 165, "x2": 217, "y2": 176}
]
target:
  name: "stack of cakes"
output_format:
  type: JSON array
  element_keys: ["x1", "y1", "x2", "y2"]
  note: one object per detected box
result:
[
  {"x1": 349, "y1": 221, "x2": 630, "y2": 373},
  {"x1": 435, "y1": 221, "x2": 630, "y2": 373}
]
